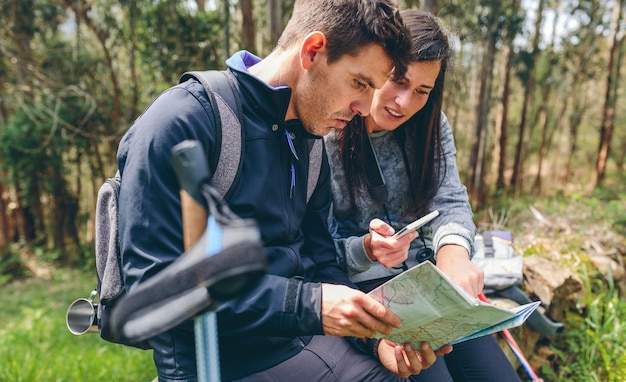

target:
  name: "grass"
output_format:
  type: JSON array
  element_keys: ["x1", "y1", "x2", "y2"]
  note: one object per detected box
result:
[
  {"x1": 547, "y1": 269, "x2": 626, "y2": 381},
  {"x1": 0, "y1": 268, "x2": 155, "y2": 382}
]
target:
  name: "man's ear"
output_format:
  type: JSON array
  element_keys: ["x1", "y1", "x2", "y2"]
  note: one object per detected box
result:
[{"x1": 300, "y1": 31, "x2": 327, "y2": 70}]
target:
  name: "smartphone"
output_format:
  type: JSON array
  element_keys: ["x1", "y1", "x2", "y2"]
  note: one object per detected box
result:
[{"x1": 391, "y1": 210, "x2": 440, "y2": 239}]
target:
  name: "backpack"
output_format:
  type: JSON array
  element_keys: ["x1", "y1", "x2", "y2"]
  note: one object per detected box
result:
[
  {"x1": 89, "y1": 70, "x2": 323, "y2": 348},
  {"x1": 471, "y1": 230, "x2": 566, "y2": 337},
  {"x1": 471, "y1": 230, "x2": 524, "y2": 293}
]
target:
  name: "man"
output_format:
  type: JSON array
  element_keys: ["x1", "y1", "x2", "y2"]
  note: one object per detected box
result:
[{"x1": 117, "y1": 0, "x2": 450, "y2": 380}]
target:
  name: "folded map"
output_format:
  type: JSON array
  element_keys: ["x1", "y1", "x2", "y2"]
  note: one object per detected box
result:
[{"x1": 368, "y1": 261, "x2": 540, "y2": 350}]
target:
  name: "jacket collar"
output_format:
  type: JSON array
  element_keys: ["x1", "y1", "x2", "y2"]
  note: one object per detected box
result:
[{"x1": 226, "y1": 51, "x2": 319, "y2": 140}]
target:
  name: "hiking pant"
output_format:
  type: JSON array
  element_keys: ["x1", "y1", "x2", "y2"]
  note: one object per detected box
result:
[
  {"x1": 233, "y1": 335, "x2": 417, "y2": 381},
  {"x1": 234, "y1": 334, "x2": 520, "y2": 382}
]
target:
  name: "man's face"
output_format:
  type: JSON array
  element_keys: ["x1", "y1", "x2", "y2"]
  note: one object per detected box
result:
[{"x1": 294, "y1": 43, "x2": 393, "y2": 137}]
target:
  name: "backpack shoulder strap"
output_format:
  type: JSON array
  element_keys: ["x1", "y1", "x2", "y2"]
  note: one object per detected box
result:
[
  {"x1": 482, "y1": 231, "x2": 495, "y2": 258},
  {"x1": 179, "y1": 70, "x2": 243, "y2": 200},
  {"x1": 180, "y1": 70, "x2": 321, "y2": 204},
  {"x1": 95, "y1": 170, "x2": 123, "y2": 304}
]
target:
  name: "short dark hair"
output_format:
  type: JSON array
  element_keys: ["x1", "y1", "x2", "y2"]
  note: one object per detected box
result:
[{"x1": 277, "y1": 0, "x2": 412, "y2": 81}]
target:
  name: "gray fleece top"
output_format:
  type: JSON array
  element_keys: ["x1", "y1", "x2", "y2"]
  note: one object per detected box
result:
[{"x1": 325, "y1": 112, "x2": 476, "y2": 284}]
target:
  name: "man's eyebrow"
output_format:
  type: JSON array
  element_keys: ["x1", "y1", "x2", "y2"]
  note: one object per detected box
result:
[
  {"x1": 356, "y1": 73, "x2": 377, "y2": 88},
  {"x1": 356, "y1": 73, "x2": 387, "y2": 89}
]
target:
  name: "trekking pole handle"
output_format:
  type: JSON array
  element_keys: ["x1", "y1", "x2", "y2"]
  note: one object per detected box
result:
[
  {"x1": 171, "y1": 140, "x2": 210, "y2": 249},
  {"x1": 171, "y1": 139, "x2": 221, "y2": 382}
]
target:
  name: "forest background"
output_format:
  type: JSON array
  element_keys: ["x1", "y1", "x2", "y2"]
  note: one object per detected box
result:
[{"x1": 0, "y1": 0, "x2": 624, "y2": 381}]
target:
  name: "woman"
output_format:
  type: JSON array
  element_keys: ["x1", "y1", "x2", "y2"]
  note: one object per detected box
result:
[{"x1": 325, "y1": 9, "x2": 521, "y2": 382}]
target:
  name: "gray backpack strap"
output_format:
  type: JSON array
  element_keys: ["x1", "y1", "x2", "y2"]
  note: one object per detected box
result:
[
  {"x1": 180, "y1": 70, "x2": 322, "y2": 204},
  {"x1": 307, "y1": 139, "x2": 323, "y2": 203},
  {"x1": 482, "y1": 231, "x2": 495, "y2": 258},
  {"x1": 95, "y1": 170, "x2": 123, "y2": 305},
  {"x1": 179, "y1": 70, "x2": 243, "y2": 200}
]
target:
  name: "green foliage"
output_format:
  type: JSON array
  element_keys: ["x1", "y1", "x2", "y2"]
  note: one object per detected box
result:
[
  {"x1": 0, "y1": 269, "x2": 155, "y2": 381},
  {"x1": 133, "y1": 2, "x2": 225, "y2": 83},
  {"x1": 0, "y1": 109, "x2": 51, "y2": 180},
  {"x1": 551, "y1": 269, "x2": 626, "y2": 381},
  {"x1": 0, "y1": 246, "x2": 31, "y2": 286},
  {"x1": 0, "y1": 104, "x2": 82, "y2": 251},
  {"x1": 591, "y1": 179, "x2": 626, "y2": 236},
  {"x1": 0, "y1": 97, "x2": 90, "y2": 178}
]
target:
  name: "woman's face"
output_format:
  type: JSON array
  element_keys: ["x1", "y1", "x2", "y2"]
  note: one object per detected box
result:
[{"x1": 365, "y1": 60, "x2": 441, "y2": 133}]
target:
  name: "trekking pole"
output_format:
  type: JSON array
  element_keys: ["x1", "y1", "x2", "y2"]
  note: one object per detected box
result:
[
  {"x1": 478, "y1": 292, "x2": 544, "y2": 382},
  {"x1": 172, "y1": 141, "x2": 221, "y2": 382}
]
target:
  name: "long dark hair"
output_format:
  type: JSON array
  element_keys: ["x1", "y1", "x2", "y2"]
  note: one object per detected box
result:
[{"x1": 337, "y1": 9, "x2": 451, "y2": 218}]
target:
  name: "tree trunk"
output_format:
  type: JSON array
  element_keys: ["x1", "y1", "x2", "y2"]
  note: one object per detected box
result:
[
  {"x1": 510, "y1": 84, "x2": 530, "y2": 194},
  {"x1": 445, "y1": 38, "x2": 470, "y2": 151},
  {"x1": 533, "y1": 84, "x2": 551, "y2": 194},
  {"x1": 195, "y1": 0, "x2": 206, "y2": 13},
  {"x1": 51, "y1": 185, "x2": 66, "y2": 256},
  {"x1": 617, "y1": 134, "x2": 626, "y2": 171},
  {"x1": 128, "y1": 0, "x2": 139, "y2": 120},
  {"x1": 421, "y1": 0, "x2": 440, "y2": 15},
  {"x1": 52, "y1": 175, "x2": 80, "y2": 265},
  {"x1": 496, "y1": 35, "x2": 514, "y2": 191},
  {"x1": 565, "y1": 105, "x2": 583, "y2": 182},
  {"x1": 11, "y1": 0, "x2": 35, "y2": 87},
  {"x1": 12, "y1": 182, "x2": 34, "y2": 242},
  {"x1": 67, "y1": 0, "x2": 122, "y2": 126},
  {"x1": 468, "y1": 29, "x2": 497, "y2": 209},
  {"x1": 240, "y1": 0, "x2": 255, "y2": 53},
  {"x1": 268, "y1": 0, "x2": 282, "y2": 48},
  {"x1": 533, "y1": 10, "x2": 562, "y2": 194},
  {"x1": 511, "y1": 0, "x2": 545, "y2": 195},
  {"x1": 222, "y1": 0, "x2": 230, "y2": 58},
  {"x1": 594, "y1": 0, "x2": 624, "y2": 187},
  {"x1": 547, "y1": 83, "x2": 569, "y2": 185},
  {"x1": 0, "y1": 180, "x2": 9, "y2": 249},
  {"x1": 565, "y1": 72, "x2": 594, "y2": 184}
]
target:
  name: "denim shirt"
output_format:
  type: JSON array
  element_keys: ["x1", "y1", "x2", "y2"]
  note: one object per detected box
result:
[{"x1": 325, "y1": 112, "x2": 476, "y2": 284}]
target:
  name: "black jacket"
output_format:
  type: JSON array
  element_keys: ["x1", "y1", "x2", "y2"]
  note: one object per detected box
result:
[{"x1": 117, "y1": 51, "x2": 356, "y2": 381}]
